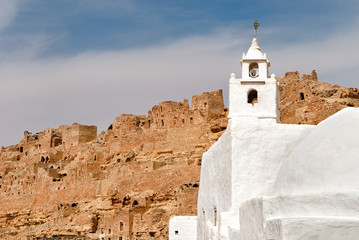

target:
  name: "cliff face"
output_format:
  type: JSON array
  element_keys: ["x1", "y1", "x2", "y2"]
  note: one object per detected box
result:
[{"x1": 0, "y1": 72, "x2": 358, "y2": 240}]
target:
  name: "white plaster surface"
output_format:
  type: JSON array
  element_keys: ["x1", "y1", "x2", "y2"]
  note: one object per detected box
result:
[
  {"x1": 169, "y1": 216, "x2": 197, "y2": 240},
  {"x1": 276, "y1": 107, "x2": 359, "y2": 195},
  {"x1": 239, "y1": 192, "x2": 359, "y2": 239},
  {"x1": 197, "y1": 127, "x2": 232, "y2": 240},
  {"x1": 230, "y1": 37, "x2": 278, "y2": 121},
  {"x1": 243, "y1": 38, "x2": 266, "y2": 60},
  {"x1": 267, "y1": 218, "x2": 359, "y2": 240},
  {"x1": 230, "y1": 117, "x2": 313, "y2": 208},
  {"x1": 228, "y1": 76, "x2": 279, "y2": 120},
  {"x1": 241, "y1": 38, "x2": 270, "y2": 80},
  {"x1": 263, "y1": 193, "x2": 359, "y2": 220}
]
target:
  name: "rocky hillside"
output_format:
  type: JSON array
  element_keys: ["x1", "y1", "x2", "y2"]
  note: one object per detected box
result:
[
  {"x1": 278, "y1": 71, "x2": 359, "y2": 124},
  {"x1": 0, "y1": 71, "x2": 358, "y2": 240}
]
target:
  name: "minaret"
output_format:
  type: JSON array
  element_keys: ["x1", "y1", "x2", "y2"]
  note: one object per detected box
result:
[{"x1": 228, "y1": 20, "x2": 280, "y2": 122}]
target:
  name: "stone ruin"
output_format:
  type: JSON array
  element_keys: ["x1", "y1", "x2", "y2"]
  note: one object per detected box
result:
[{"x1": 0, "y1": 90, "x2": 228, "y2": 240}]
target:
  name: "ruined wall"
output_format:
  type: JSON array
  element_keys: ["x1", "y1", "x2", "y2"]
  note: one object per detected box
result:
[
  {"x1": 0, "y1": 75, "x2": 359, "y2": 239},
  {"x1": 277, "y1": 70, "x2": 359, "y2": 124}
]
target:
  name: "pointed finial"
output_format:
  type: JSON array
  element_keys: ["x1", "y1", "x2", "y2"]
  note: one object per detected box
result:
[{"x1": 254, "y1": 20, "x2": 259, "y2": 38}]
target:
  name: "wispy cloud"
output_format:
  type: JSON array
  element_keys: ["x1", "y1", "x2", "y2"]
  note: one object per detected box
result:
[
  {"x1": 1, "y1": 0, "x2": 359, "y2": 147},
  {"x1": 0, "y1": 33, "x2": 63, "y2": 61},
  {"x1": 1, "y1": 22, "x2": 359, "y2": 147},
  {"x1": 0, "y1": 0, "x2": 64, "y2": 61},
  {"x1": 0, "y1": 0, "x2": 18, "y2": 32},
  {"x1": 269, "y1": 16, "x2": 359, "y2": 86},
  {"x1": 0, "y1": 27, "x2": 243, "y2": 146}
]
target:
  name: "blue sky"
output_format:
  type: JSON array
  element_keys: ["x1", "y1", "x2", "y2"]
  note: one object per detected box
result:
[
  {"x1": 0, "y1": 0, "x2": 359, "y2": 146},
  {"x1": 3, "y1": 1, "x2": 357, "y2": 56},
  {"x1": 2, "y1": 0, "x2": 358, "y2": 70}
]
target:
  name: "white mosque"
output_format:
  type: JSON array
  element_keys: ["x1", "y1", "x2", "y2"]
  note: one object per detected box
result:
[{"x1": 169, "y1": 22, "x2": 359, "y2": 240}]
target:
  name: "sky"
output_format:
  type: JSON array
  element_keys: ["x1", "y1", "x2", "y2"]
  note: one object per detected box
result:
[{"x1": 0, "y1": 0, "x2": 358, "y2": 146}]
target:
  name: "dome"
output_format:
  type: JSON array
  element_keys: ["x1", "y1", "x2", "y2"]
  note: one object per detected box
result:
[
  {"x1": 243, "y1": 38, "x2": 266, "y2": 60},
  {"x1": 275, "y1": 107, "x2": 359, "y2": 195}
]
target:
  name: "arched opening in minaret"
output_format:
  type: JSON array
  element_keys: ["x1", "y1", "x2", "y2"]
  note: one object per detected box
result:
[
  {"x1": 248, "y1": 89, "x2": 258, "y2": 104},
  {"x1": 249, "y1": 63, "x2": 259, "y2": 78}
]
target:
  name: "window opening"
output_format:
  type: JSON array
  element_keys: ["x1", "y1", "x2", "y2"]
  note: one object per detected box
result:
[
  {"x1": 120, "y1": 222, "x2": 124, "y2": 231},
  {"x1": 248, "y1": 89, "x2": 258, "y2": 104},
  {"x1": 300, "y1": 92, "x2": 305, "y2": 100}
]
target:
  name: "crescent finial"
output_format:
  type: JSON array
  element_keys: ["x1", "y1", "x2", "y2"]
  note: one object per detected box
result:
[{"x1": 254, "y1": 20, "x2": 259, "y2": 38}]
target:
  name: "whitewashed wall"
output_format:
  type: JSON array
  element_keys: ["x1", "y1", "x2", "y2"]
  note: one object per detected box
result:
[
  {"x1": 238, "y1": 108, "x2": 359, "y2": 240},
  {"x1": 197, "y1": 126, "x2": 232, "y2": 240},
  {"x1": 228, "y1": 75, "x2": 279, "y2": 121},
  {"x1": 239, "y1": 192, "x2": 359, "y2": 239},
  {"x1": 169, "y1": 216, "x2": 197, "y2": 240},
  {"x1": 276, "y1": 107, "x2": 359, "y2": 196},
  {"x1": 230, "y1": 117, "x2": 313, "y2": 208}
]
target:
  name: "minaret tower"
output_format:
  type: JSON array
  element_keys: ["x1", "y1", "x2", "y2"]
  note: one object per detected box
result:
[{"x1": 228, "y1": 20, "x2": 280, "y2": 122}]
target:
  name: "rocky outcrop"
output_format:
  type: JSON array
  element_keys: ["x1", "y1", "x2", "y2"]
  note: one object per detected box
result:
[
  {"x1": 278, "y1": 70, "x2": 359, "y2": 124},
  {"x1": 0, "y1": 73, "x2": 358, "y2": 239}
]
